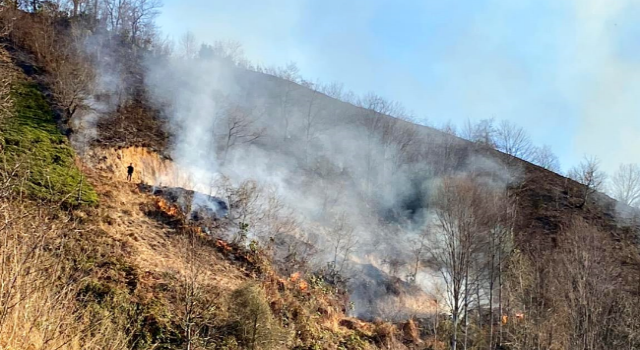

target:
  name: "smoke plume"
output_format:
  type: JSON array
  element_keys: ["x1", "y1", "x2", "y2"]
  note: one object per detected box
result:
[{"x1": 142, "y1": 51, "x2": 517, "y2": 319}]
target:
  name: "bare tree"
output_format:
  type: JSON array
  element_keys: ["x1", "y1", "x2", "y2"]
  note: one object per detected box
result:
[
  {"x1": 407, "y1": 225, "x2": 430, "y2": 284},
  {"x1": 223, "y1": 180, "x2": 266, "y2": 244},
  {"x1": 356, "y1": 93, "x2": 409, "y2": 196},
  {"x1": 431, "y1": 176, "x2": 487, "y2": 350},
  {"x1": 440, "y1": 120, "x2": 458, "y2": 136},
  {"x1": 0, "y1": 5, "x2": 17, "y2": 36},
  {"x1": 307, "y1": 158, "x2": 345, "y2": 217},
  {"x1": 104, "y1": 0, "x2": 129, "y2": 34},
  {"x1": 433, "y1": 123, "x2": 465, "y2": 175},
  {"x1": 503, "y1": 247, "x2": 547, "y2": 350},
  {"x1": 129, "y1": 0, "x2": 161, "y2": 45},
  {"x1": 461, "y1": 118, "x2": 496, "y2": 147},
  {"x1": 97, "y1": 0, "x2": 160, "y2": 44},
  {"x1": 268, "y1": 61, "x2": 301, "y2": 82},
  {"x1": 568, "y1": 156, "x2": 606, "y2": 208},
  {"x1": 67, "y1": 0, "x2": 86, "y2": 16},
  {"x1": 531, "y1": 144, "x2": 560, "y2": 172},
  {"x1": 278, "y1": 80, "x2": 298, "y2": 143},
  {"x1": 199, "y1": 40, "x2": 248, "y2": 67},
  {"x1": 216, "y1": 101, "x2": 265, "y2": 164},
  {"x1": 551, "y1": 220, "x2": 624, "y2": 350},
  {"x1": 265, "y1": 62, "x2": 301, "y2": 142},
  {"x1": 150, "y1": 34, "x2": 174, "y2": 57},
  {"x1": 325, "y1": 213, "x2": 357, "y2": 277},
  {"x1": 494, "y1": 120, "x2": 533, "y2": 161},
  {"x1": 484, "y1": 191, "x2": 515, "y2": 349},
  {"x1": 178, "y1": 231, "x2": 218, "y2": 350},
  {"x1": 48, "y1": 53, "x2": 94, "y2": 124},
  {"x1": 179, "y1": 31, "x2": 198, "y2": 59},
  {"x1": 610, "y1": 163, "x2": 640, "y2": 208},
  {"x1": 319, "y1": 81, "x2": 344, "y2": 100},
  {"x1": 300, "y1": 84, "x2": 328, "y2": 166}
]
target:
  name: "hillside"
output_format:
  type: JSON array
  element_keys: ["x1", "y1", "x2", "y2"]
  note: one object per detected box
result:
[
  {"x1": 88, "y1": 43, "x2": 640, "y2": 293},
  {"x1": 2, "y1": 5, "x2": 640, "y2": 350},
  {"x1": 1, "y1": 43, "x2": 415, "y2": 349}
]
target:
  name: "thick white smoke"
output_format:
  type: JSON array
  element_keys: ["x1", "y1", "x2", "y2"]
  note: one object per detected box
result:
[
  {"x1": 142, "y1": 52, "x2": 517, "y2": 319},
  {"x1": 145, "y1": 58, "x2": 238, "y2": 192}
]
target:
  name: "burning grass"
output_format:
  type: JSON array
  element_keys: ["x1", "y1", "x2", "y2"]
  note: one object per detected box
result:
[
  {"x1": 77, "y1": 145, "x2": 433, "y2": 349},
  {"x1": 155, "y1": 196, "x2": 179, "y2": 217}
]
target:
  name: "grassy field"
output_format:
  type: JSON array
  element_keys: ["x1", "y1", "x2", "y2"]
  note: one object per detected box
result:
[{"x1": 0, "y1": 81, "x2": 97, "y2": 206}]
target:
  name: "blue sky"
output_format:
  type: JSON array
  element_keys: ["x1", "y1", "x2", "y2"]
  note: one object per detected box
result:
[{"x1": 156, "y1": 0, "x2": 640, "y2": 175}]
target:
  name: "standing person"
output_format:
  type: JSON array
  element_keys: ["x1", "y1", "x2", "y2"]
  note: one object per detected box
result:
[{"x1": 126, "y1": 163, "x2": 134, "y2": 182}]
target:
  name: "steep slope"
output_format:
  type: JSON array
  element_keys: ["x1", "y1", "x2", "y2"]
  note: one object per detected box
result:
[
  {"x1": 80, "y1": 148, "x2": 247, "y2": 286},
  {"x1": 3, "y1": 9, "x2": 640, "y2": 348},
  {"x1": 91, "y1": 47, "x2": 640, "y2": 319},
  {"x1": 3, "y1": 43, "x2": 424, "y2": 350},
  {"x1": 96, "y1": 54, "x2": 640, "y2": 263}
]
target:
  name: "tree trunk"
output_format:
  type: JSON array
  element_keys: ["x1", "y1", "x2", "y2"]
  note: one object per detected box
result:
[
  {"x1": 434, "y1": 301, "x2": 439, "y2": 344},
  {"x1": 222, "y1": 132, "x2": 232, "y2": 165},
  {"x1": 476, "y1": 283, "x2": 482, "y2": 331},
  {"x1": 251, "y1": 313, "x2": 258, "y2": 350},
  {"x1": 463, "y1": 262, "x2": 470, "y2": 350},
  {"x1": 498, "y1": 246, "x2": 503, "y2": 346},
  {"x1": 452, "y1": 310, "x2": 458, "y2": 350},
  {"x1": 488, "y1": 250, "x2": 495, "y2": 350},
  {"x1": 303, "y1": 96, "x2": 314, "y2": 167}
]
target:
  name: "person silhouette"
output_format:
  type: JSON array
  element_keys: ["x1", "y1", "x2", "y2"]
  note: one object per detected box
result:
[{"x1": 126, "y1": 163, "x2": 134, "y2": 182}]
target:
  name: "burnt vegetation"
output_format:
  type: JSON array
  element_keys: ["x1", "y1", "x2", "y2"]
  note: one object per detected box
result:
[{"x1": 2, "y1": 2, "x2": 640, "y2": 350}]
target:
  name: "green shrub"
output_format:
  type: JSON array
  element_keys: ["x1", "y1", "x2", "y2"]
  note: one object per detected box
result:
[
  {"x1": 0, "y1": 82, "x2": 97, "y2": 206},
  {"x1": 230, "y1": 282, "x2": 290, "y2": 350}
]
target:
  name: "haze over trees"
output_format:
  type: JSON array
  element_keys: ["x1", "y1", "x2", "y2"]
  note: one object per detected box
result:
[{"x1": 610, "y1": 163, "x2": 640, "y2": 208}]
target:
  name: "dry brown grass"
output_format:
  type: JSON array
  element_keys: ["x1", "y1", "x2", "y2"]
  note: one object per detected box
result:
[
  {"x1": 74, "y1": 145, "x2": 245, "y2": 288},
  {"x1": 0, "y1": 16, "x2": 414, "y2": 349},
  {"x1": 83, "y1": 147, "x2": 187, "y2": 187},
  {"x1": 0, "y1": 143, "x2": 247, "y2": 350},
  {"x1": 0, "y1": 44, "x2": 130, "y2": 349},
  {"x1": 0, "y1": 45, "x2": 16, "y2": 126},
  {"x1": 0, "y1": 174, "x2": 131, "y2": 350},
  {"x1": 94, "y1": 181, "x2": 247, "y2": 292},
  {"x1": 5, "y1": 132, "x2": 407, "y2": 349}
]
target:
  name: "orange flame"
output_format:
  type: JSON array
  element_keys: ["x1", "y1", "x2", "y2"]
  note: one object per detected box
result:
[
  {"x1": 289, "y1": 272, "x2": 301, "y2": 283},
  {"x1": 215, "y1": 239, "x2": 233, "y2": 252},
  {"x1": 298, "y1": 280, "x2": 308, "y2": 292},
  {"x1": 288, "y1": 272, "x2": 308, "y2": 292},
  {"x1": 501, "y1": 313, "x2": 524, "y2": 325},
  {"x1": 155, "y1": 197, "x2": 178, "y2": 216}
]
